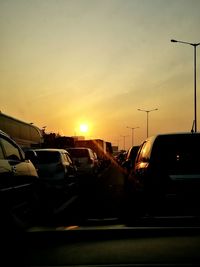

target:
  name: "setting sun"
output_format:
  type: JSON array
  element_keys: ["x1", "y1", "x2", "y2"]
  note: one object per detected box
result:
[{"x1": 80, "y1": 123, "x2": 89, "y2": 133}]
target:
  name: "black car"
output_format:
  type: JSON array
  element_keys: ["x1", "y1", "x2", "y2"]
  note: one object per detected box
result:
[
  {"x1": 128, "y1": 132, "x2": 200, "y2": 216},
  {"x1": 122, "y1": 145, "x2": 140, "y2": 174},
  {"x1": 0, "y1": 130, "x2": 39, "y2": 230}
]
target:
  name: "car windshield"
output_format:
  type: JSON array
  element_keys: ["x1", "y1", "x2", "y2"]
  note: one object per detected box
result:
[
  {"x1": 34, "y1": 151, "x2": 60, "y2": 164},
  {"x1": 1, "y1": 1, "x2": 200, "y2": 259},
  {"x1": 67, "y1": 149, "x2": 89, "y2": 158},
  {"x1": 154, "y1": 134, "x2": 200, "y2": 173}
]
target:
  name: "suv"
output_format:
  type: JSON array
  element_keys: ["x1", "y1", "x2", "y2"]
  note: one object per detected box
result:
[
  {"x1": 0, "y1": 130, "x2": 39, "y2": 229},
  {"x1": 67, "y1": 147, "x2": 99, "y2": 177},
  {"x1": 128, "y1": 132, "x2": 200, "y2": 216},
  {"x1": 25, "y1": 148, "x2": 78, "y2": 215},
  {"x1": 25, "y1": 148, "x2": 77, "y2": 182}
]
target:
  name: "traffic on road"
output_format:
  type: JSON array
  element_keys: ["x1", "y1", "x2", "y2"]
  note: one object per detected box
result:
[{"x1": 1, "y1": 126, "x2": 200, "y2": 231}]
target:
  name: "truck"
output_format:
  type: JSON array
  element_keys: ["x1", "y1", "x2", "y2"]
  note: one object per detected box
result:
[
  {"x1": 42, "y1": 132, "x2": 75, "y2": 149},
  {"x1": 74, "y1": 139, "x2": 113, "y2": 168},
  {"x1": 0, "y1": 112, "x2": 43, "y2": 148}
]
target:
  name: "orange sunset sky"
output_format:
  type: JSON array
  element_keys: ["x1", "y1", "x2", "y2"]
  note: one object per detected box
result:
[{"x1": 1, "y1": 0, "x2": 200, "y2": 149}]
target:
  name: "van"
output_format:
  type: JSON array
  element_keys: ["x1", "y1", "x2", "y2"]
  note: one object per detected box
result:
[
  {"x1": 129, "y1": 132, "x2": 200, "y2": 215},
  {"x1": 67, "y1": 147, "x2": 99, "y2": 177}
]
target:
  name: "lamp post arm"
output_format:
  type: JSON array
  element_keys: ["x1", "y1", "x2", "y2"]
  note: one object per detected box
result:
[{"x1": 171, "y1": 39, "x2": 200, "y2": 47}]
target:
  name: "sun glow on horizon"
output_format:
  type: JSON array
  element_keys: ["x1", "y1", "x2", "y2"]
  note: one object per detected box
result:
[{"x1": 79, "y1": 123, "x2": 89, "y2": 133}]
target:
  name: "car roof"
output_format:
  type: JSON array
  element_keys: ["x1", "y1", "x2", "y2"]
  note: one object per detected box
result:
[
  {"x1": 67, "y1": 147, "x2": 92, "y2": 151},
  {"x1": 145, "y1": 132, "x2": 200, "y2": 141},
  {"x1": 157, "y1": 132, "x2": 200, "y2": 136},
  {"x1": 31, "y1": 148, "x2": 68, "y2": 153}
]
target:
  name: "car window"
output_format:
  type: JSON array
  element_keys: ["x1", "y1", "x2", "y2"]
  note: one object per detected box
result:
[
  {"x1": 35, "y1": 151, "x2": 60, "y2": 164},
  {"x1": 65, "y1": 153, "x2": 73, "y2": 164},
  {"x1": 0, "y1": 143, "x2": 4, "y2": 160},
  {"x1": 0, "y1": 137, "x2": 21, "y2": 161},
  {"x1": 61, "y1": 152, "x2": 70, "y2": 164},
  {"x1": 93, "y1": 152, "x2": 98, "y2": 159},
  {"x1": 68, "y1": 149, "x2": 89, "y2": 158},
  {"x1": 154, "y1": 135, "x2": 200, "y2": 172},
  {"x1": 136, "y1": 141, "x2": 151, "y2": 163},
  {"x1": 126, "y1": 148, "x2": 131, "y2": 159},
  {"x1": 88, "y1": 149, "x2": 95, "y2": 159}
]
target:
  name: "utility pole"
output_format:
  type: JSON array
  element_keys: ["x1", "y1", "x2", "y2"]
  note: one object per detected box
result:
[
  {"x1": 137, "y1": 108, "x2": 158, "y2": 138},
  {"x1": 120, "y1": 135, "x2": 128, "y2": 151},
  {"x1": 126, "y1": 126, "x2": 139, "y2": 146},
  {"x1": 171, "y1": 39, "x2": 200, "y2": 132}
]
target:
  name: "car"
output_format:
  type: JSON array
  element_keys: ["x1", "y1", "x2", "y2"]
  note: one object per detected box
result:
[
  {"x1": 128, "y1": 132, "x2": 200, "y2": 216},
  {"x1": 25, "y1": 148, "x2": 77, "y2": 183},
  {"x1": 122, "y1": 145, "x2": 140, "y2": 174},
  {"x1": 115, "y1": 151, "x2": 127, "y2": 166},
  {"x1": 67, "y1": 147, "x2": 99, "y2": 177},
  {"x1": 25, "y1": 148, "x2": 78, "y2": 216},
  {"x1": 0, "y1": 130, "x2": 39, "y2": 230}
]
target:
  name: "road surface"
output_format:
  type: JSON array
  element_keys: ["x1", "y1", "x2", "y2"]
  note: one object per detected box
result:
[{"x1": 53, "y1": 161, "x2": 127, "y2": 225}]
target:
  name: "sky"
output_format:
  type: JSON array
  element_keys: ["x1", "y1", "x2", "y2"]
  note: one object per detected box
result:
[{"x1": 1, "y1": 0, "x2": 200, "y2": 150}]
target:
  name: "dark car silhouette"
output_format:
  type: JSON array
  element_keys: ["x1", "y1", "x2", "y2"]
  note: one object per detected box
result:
[
  {"x1": 25, "y1": 148, "x2": 78, "y2": 217},
  {"x1": 122, "y1": 145, "x2": 140, "y2": 174},
  {"x1": 0, "y1": 130, "x2": 39, "y2": 229},
  {"x1": 128, "y1": 132, "x2": 200, "y2": 216}
]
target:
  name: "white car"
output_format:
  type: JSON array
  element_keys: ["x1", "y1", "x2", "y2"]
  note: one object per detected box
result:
[
  {"x1": 67, "y1": 147, "x2": 99, "y2": 177},
  {"x1": 25, "y1": 148, "x2": 77, "y2": 185}
]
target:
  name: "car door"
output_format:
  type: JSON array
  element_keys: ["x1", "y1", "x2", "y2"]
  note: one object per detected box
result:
[
  {"x1": 0, "y1": 136, "x2": 37, "y2": 205},
  {"x1": 0, "y1": 138, "x2": 13, "y2": 198}
]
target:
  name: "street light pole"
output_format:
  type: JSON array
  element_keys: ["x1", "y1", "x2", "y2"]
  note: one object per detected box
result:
[
  {"x1": 194, "y1": 44, "x2": 197, "y2": 132},
  {"x1": 126, "y1": 126, "x2": 139, "y2": 146},
  {"x1": 120, "y1": 135, "x2": 128, "y2": 151},
  {"x1": 171, "y1": 39, "x2": 200, "y2": 132},
  {"x1": 137, "y1": 108, "x2": 158, "y2": 138}
]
